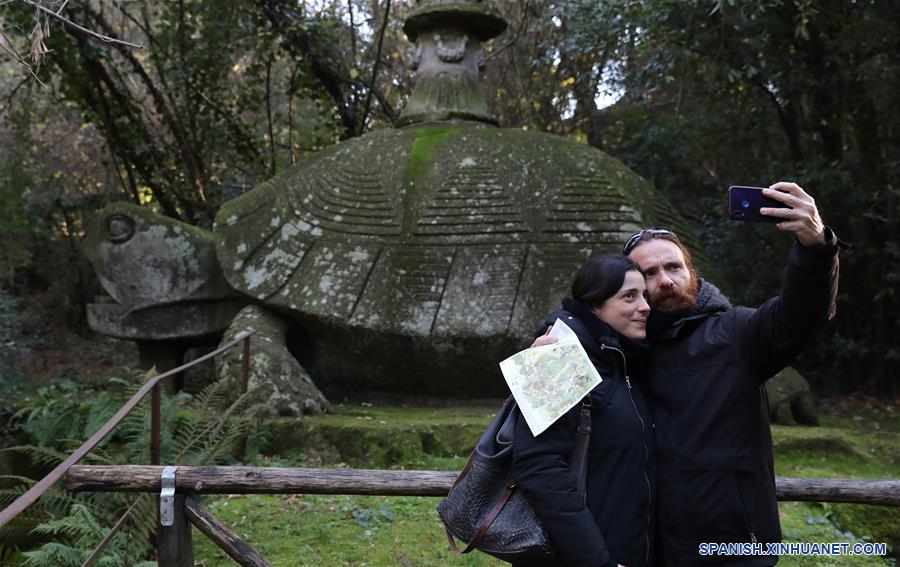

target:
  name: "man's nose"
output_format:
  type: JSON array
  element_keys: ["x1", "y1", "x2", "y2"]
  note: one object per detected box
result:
[{"x1": 658, "y1": 271, "x2": 675, "y2": 288}]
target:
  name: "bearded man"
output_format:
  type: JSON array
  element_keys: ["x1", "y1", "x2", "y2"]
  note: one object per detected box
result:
[{"x1": 623, "y1": 182, "x2": 842, "y2": 566}]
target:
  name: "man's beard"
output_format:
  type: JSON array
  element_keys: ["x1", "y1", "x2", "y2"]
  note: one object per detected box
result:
[{"x1": 650, "y1": 277, "x2": 700, "y2": 312}]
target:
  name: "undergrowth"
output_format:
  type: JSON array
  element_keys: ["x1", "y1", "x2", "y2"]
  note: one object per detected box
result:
[{"x1": 0, "y1": 371, "x2": 266, "y2": 564}]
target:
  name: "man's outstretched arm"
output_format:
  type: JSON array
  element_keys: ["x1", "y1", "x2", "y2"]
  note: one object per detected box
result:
[{"x1": 743, "y1": 182, "x2": 840, "y2": 380}]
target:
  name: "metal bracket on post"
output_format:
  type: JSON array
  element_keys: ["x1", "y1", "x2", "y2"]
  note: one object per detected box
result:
[{"x1": 160, "y1": 466, "x2": 178, "y2": 527}]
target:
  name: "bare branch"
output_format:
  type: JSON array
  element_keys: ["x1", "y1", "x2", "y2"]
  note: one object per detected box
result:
[
  {"x1": 0, "y1": 26, "x2": 47, "y2": 85},
  {"x1": 0, "y1": 74, "x2": 30, "y2": 116},
  {"x1": 20, "y1": 0, "x2": 143, "y2": 48},
  {"x1": 360, "y1": 0, "x2": 391, "y2": 133},
  {"x1": 0, "y1": 26, "x2": 28, "y2": 64},
  {"x1": 484, "y1": 0, "x2": 531, "y2": 62}
]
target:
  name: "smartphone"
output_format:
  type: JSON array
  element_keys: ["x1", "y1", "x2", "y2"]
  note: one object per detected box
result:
[{"x1": 727, "y1": 186, "x2": 789, "y2": 222}]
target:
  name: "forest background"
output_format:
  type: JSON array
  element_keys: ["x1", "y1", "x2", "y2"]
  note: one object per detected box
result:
[{"x1": 0, "y1": 0, "x2": 897, "y2": 396}]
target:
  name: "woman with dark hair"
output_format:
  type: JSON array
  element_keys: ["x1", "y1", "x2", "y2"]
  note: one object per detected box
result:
[{"x1": 512, "y1": 254, "x2": 655, "y2": 567}]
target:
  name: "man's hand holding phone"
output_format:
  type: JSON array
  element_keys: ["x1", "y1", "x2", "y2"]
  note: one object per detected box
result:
[
  {"x1": 760, "y1": 182, "x2": 826, "y2": 247},
  {"x1": 728, "y1": 182, "x2": 826, "y2": 247}
]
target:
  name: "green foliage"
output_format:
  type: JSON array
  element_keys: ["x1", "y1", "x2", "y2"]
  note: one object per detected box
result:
[
  {"x1": 0, "y1": 105, "x2": 34, "y2": 287},
  {"x1": 21, "y1": 503, "x2": 155, "y2": 567},
  {"x1": 0, "y1": 289, "x2": 26, "y2": 390},
  {"x1": 16, "y1": 380, "x2": 111, "y2": 447},
  {"x1": 2, "y1": 373, "x2": 266, "y2": 562}
]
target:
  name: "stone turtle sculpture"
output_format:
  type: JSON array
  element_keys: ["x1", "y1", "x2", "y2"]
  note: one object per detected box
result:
[{"x1": 85, "y1": 0, "x2": 704, "y2": 415}]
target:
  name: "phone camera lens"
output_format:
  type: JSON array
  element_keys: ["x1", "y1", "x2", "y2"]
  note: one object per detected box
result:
[{"x1": 742, "y1": 199, "x2": 750, "y2": 208}]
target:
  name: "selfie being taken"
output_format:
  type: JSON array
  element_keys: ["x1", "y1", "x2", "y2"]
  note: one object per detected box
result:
[{"x1": 0, "y1": 0, "x2": 894, "y2": 566}]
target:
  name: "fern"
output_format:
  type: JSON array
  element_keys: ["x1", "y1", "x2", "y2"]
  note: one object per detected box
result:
[
  {"x1": 170, "y1": 380, "x2": 257, "y2": 464},
  {"x1": 1, "y1": 444, "x2": 72, "y2": 469},
  {"x1": 6, "y1": 374, "x2": 265, "y2": 563},
  {"x1": 0, "y1": 542, "x2": 25, "y2": 565},
  {"x1": 20, "y1": 503, "x2": 150, "y2": 567}
]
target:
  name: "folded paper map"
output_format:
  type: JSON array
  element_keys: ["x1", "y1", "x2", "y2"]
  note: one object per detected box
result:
[{"x1": 499, "y1": 318, "x2": 602, "y2": 436}]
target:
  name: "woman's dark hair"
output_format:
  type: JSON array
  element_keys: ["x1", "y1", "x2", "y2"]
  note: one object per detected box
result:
[{"x1": 571, "y1": 254, "x2": 642, "y2": 309}]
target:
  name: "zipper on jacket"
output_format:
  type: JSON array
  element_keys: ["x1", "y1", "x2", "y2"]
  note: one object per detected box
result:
[
  {"x1": 734, "y1": 472, "x2": 758, "y2": 545},
  {"x1": 602, "y1": 344, "x2": 652, "y2": 565}
]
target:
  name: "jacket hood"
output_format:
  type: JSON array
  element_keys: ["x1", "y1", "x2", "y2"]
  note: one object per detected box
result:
[{"x1": 692, "y1": 278, "x2": 732, "y2": 314}]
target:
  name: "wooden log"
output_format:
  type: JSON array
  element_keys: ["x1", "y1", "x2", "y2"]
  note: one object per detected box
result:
[
  {"x1": 66, "y1": 466, "x2": 900, "y2": 506},
  {"x1": 774, "y1": 476, "x2": 900, "y2": 506},
  {"x1": 157, "y1": 494, "x2": 193, "y2": 567},
  {"x1": 184, "y1": 497, "x2": 272, "y2": 567},
  {"x1": 68, "y1": 466, "x2": 458, "y2": 496}
]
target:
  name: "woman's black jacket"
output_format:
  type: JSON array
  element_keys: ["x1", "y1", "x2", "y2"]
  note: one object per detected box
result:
[{"x1": 511, "y1": 298, "x2": 656, "y2": 567}]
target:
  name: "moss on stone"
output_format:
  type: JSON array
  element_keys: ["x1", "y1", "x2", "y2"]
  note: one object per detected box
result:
[
  {"x1": 773, "y1": 421, "x2": 900, "y2": 469},
  {"x1": 830, "y1": 503, "x2": 900, "y2": 557},
  {"x1": 778, "y1": 501, "x2": 894, "y2": 566},
  {"x1": 262, "y1": 404, "x2": 495, "y2": 467},
  {"x1": 399, "y1": 74, "x2": 495, "y2": 126},
  {"x1": 405, "y1": 125, "x2": 462, "y2": 185}
]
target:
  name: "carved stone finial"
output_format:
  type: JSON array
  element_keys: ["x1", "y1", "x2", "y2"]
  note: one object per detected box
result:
[
  {"x1": 397, "y1": 1, "x2": 507, "y2": 126},
  {"x1": 402, "y1": 0, "x2": 507, "y2": 43}
]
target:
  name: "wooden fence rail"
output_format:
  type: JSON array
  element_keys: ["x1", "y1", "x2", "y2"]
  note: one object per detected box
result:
[{"x1": 67, "y1": 465, "x2": 900, "y2": 506}]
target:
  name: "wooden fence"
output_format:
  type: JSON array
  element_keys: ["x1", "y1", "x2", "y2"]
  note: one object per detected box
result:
[{"x1": 65, "y1": 464, "x2": 900, "y2": 566}]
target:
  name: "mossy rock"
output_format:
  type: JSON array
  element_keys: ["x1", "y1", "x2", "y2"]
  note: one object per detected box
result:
[
  {"x1": 829, "y1": 503, "x2": 900, "y2": 559},
  {"x1": 766, "y1": 367, "x2": 819, "y2": 425},
  {"x1": 261, "y1": 405, "x2": 496, "y2": 468}
]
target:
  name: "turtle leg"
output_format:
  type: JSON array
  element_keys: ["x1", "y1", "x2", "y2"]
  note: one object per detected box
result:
[{"x1": 216, "y1": 305, "x2": 331, "y2": 416}]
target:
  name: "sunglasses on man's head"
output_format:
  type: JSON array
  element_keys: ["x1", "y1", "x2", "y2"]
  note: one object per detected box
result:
[{"x1": 622, "y1": 227, "x2": 681, "y2": 255}]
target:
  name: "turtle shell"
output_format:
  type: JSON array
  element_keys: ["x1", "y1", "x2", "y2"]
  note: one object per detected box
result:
[{"x1": 214, "y1": 123, "x2": 698, "y2": 396}]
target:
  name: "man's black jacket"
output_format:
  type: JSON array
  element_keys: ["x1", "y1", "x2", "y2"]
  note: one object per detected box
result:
[
  {"x1": 512, "y1": 298, "x2": 656, "y2": 567},
  {"x1": 646, "y1": 234, "x2": 840, "y2": 566}
]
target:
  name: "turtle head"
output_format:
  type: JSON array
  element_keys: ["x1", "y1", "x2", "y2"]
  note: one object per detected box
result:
[{"x1": 83, "y1": 203, "x2": 232, "y2": 310}]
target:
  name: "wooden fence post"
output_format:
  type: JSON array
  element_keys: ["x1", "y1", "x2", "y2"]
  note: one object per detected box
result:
[{"x1": 157, "y1": 494, "x2": 193, "y2": 567}]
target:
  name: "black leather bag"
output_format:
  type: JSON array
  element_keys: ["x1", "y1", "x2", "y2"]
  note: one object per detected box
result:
[{"x1": 436, "y1": 395, "x2": 592, "y2": 564}]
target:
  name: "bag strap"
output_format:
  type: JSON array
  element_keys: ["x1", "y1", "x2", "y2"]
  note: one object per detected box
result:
[
  {"x1": 570, "y1": 395, "x2": 592, "y2": 495},
  {"x1": 446, "y1": 396, "x2": 593, "y2": 554},
  {"x1": 448, "y1": 480, "x2": 517, "y2": 554},
  {"x1": 446, "y1": 394, "x2": 514, "y2": 495}
]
